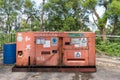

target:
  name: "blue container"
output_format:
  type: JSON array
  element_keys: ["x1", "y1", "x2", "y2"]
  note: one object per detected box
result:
[{"x1": 3, "y1": 43, "x2": 16, "y2": 64}]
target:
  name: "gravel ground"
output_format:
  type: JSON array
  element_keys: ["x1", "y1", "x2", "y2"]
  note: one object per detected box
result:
[{"x1": 0, "y1": 53, "x2": 120, "y2": 80}]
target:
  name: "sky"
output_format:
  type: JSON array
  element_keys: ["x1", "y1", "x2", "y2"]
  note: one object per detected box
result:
[{"x1": 31, "y1": 0, "x2": 42, "y2": 7}]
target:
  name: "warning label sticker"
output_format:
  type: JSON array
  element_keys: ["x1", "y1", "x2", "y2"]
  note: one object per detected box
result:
[
  {"x1": 74, "y1": 52, "x2": 81, "y2": 58},
  {"x1": 71, "y1": 38, "x2": 87, "y2": 47},
  {"x1": 71, "y1": 38, "x2": 80, "y2": 44},
  {"x1": 43, "y1": 40, "x2": 50, "y2": 48},
  {"x1": 17, "y1": 34, "x2": 23, "y2": 42},
  {"x1": 17, "y1": 36, "x2": 23, "y2": 42},
  {"x1": 51, "y1": 38, "x2": 58, "y2": 46},
  {"x1": 36, "y1": 38, "x2": 45, "y2": 44},
  {"x1": 80, "y1": 38, "x2": 87, "y2": 47}
]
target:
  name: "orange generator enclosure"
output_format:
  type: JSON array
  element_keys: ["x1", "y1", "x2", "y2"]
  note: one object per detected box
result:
[{"x1": 16, "y1": 32, "x2": 95, "y2": 67}]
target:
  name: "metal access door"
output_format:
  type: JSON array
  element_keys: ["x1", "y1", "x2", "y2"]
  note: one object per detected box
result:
[
  {"x1": 34, "y1": 33, "x2": 60, "y2": 66},
  {"x1": 63, "y1": 36, "x2": 89, "y2": 66},
  {"x1": 63, "y1": 49, "x2": 89, "y2": 66}
]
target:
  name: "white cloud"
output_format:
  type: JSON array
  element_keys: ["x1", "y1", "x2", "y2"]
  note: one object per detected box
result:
[
  {"x1": 96, "y1": 6, "x2": 106, "y2": 17},
  {"x1": 32, "y1": 0, "x2": 42, "y2": 7}
]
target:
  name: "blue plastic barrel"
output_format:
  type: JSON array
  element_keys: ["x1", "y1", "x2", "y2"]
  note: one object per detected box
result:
[{"x1": 3, "y1": 43, "x2": 16, "y2": 64}]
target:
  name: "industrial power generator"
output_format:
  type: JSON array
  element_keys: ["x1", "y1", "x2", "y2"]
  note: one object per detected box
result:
[{"x1": 13, "y1": 32, "x2": 96, "y2": 72}]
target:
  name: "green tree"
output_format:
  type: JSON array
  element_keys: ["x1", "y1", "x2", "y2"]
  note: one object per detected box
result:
[
  {"x1": 107, "y1": 0, "x2": 120, "y2": 35},
  {"x1": 44, "y1": 0, "x2": 90, "y2": 31},
  {"x1": 40, "y1": 0, "x2": 45, "y2": 31},
  {"x1": 21, "y1": 0, "x2": 41, "y2": 31},
  {"x1": 80, "y1": 0, "x2": 107, "y2": 41},
  {"x1": 81, "y1": 0, "x2": 120, "y2": 41},
  {"x1": 0, "y1": 0, "x2": 41, "y2": 32},
  {"x1": 0, "y1": 0, "x2": 24, "y2": 33}
]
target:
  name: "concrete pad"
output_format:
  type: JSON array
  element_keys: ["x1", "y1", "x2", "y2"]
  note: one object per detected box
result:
[{"x1": 0, "y1": 53, "x2": 120, "y2": 80}]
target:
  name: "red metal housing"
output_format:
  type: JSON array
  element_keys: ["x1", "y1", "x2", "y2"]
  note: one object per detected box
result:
[{"x1": 15, "y1": 32, "x2": 96, "y2": 72}]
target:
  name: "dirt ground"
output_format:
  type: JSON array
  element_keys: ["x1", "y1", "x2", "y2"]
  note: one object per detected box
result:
[{"x1": 0, "y1": 53, "x2": 120, "y2": 80}]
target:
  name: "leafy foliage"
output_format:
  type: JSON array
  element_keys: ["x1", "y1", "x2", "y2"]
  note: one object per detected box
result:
[
  {"x1": 108, "y1": 0, "x2": 120, "y2": 16},
  {"x1": 80, "y1": 0, "x2": 97, "y2": 9},
  {"x1": 96, "y1": 37, "x2": 120, "y2": 56},
  {"x1": 0, "y1": 0, "x2": 24, "y2": 33},
  {"x1": 44, "y1": 0, "x2": 90, "y2": 31}
]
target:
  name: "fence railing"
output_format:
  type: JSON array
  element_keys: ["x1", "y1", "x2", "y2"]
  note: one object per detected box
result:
[
  {"x1": 96, "y1": 35, "x2": 120, "y2": 42},
  {"x1": 0, "y1": 33, "x2": 16, "y2": 51}
]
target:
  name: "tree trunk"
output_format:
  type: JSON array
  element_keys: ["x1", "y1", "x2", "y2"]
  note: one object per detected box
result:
[
  {"x1": 93, "y1": 8, "x2": 108, "y2": 42},
  {"x1": 93, "y1": 10, "x2": 100, "y2": 19},
  {"x1": 101, "y1": 27, "x2": 107, "y2": 42},
  {"x1": 7, "y1": 14, "x2": 10, "y2": 34},
  {"x1": 111, "y1": 15, "x2": 118, "y2": 35},
  {"x1": 40, "y1": 0, "x2": 45, "y2": 31}
]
